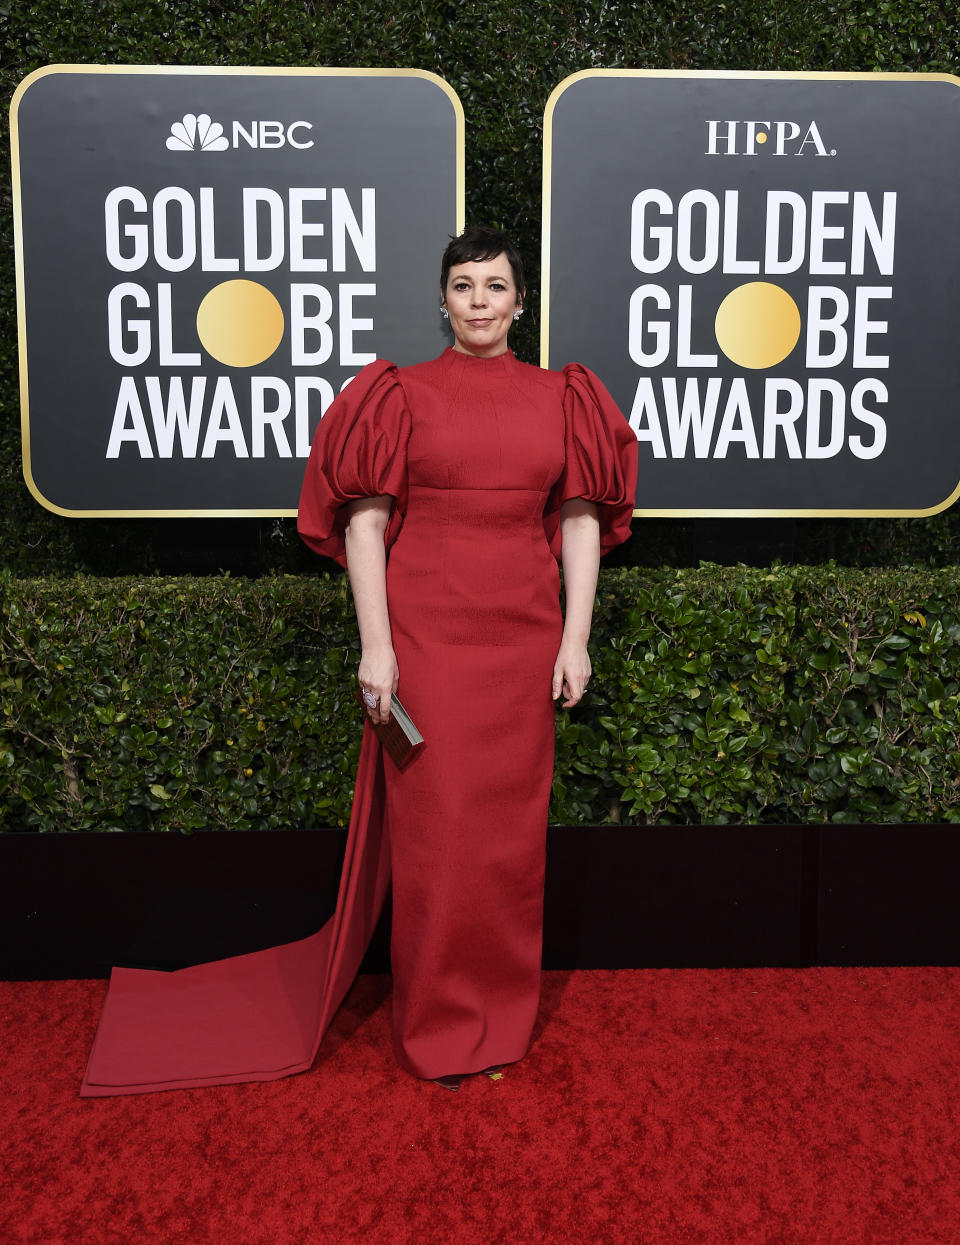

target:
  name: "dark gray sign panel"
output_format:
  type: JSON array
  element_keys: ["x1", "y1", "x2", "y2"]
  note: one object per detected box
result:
[
  {"x1": 543, "y1": 70, "x2": 960, "y2": 516},
  {"x1": 12, "y1": 66, "x2": 463, "y2": 516}
]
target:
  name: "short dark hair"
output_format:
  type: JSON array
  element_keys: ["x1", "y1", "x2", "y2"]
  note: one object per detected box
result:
[{"x1": 440, "y1": 226, "x2": 525, "y2": 299}]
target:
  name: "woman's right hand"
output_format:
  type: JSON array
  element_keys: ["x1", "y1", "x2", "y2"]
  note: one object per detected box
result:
[
  {"x1": 358, "y1": 643, "x2": 399, "y2": 724},
  {"x1": 344, "y1": 495, "x2": 397, "y2": 726}
]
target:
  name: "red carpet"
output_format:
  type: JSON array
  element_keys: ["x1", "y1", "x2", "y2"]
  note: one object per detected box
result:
[{"x1": 3, "y1": 967, "x2": 960, "y2": 1243}]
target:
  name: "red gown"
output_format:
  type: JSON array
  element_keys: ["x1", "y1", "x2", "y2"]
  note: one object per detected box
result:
[{"x1": 80, "y1": 347, "x2": 636, "y2": 1095}]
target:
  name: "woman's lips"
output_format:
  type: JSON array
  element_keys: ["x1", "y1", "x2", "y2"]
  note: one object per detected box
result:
[{"x1": 467, "y1": 318, "x2": 492, "y2": 327}]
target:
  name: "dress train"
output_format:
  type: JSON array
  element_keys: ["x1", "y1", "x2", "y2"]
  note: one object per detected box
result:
[{"x1": 80, "y1": 728, "x2": 388, "y2": 1097}]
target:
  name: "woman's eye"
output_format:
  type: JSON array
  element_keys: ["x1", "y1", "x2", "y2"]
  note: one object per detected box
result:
[
  {"x1": 453, "y1": 283, "x2": 469, "y2": 291},
  {"x1": 490, "y1": 283, "x2": 505, "y2": 291}
]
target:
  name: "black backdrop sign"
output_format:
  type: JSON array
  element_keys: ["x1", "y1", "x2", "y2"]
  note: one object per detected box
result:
[
  {"x1": 12, "y1": 66, "x2": 463, "y2": 516},
  {"x1": 543, "y1": 70, "x2": 960, "y2": 516}
]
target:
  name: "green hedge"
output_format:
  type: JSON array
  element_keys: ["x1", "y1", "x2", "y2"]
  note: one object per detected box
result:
[
  {"x1": 3, "y1": 2, "x2": 960, "y2": 573},
  {"x1": 4, "y1": 565, "x2": 960, "y2": 831},
  {"x1": 0, "y1": 573, "x2": 363, "y2": 832}
]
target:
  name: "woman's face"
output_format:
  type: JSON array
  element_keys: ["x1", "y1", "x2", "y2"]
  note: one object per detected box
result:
[{"x1": 442, "y1": 254, "x2": 522, "y2": 358}]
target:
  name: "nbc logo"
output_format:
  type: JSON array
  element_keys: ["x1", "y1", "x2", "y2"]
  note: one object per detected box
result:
[
  {"x1": 166, "y1": 113, "x2": 229, "y2": 152},
  {"x1": 165, "y1": 112, "x2": 315, "y2": 152}
]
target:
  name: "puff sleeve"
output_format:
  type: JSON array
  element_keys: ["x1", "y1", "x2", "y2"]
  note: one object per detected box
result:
[
  {"x1": 297, "y1": 359, "x2": 411, "y2": 567},
  {"x1": 543, "y1": 363, "x2": 638, "y2": 561}
]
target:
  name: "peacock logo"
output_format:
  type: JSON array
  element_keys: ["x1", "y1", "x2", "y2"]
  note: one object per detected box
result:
[{"x1": 166, "y1": 113, "x2": 230, "y2": 152}]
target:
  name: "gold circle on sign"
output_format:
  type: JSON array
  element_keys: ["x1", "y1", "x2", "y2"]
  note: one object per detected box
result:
[
  {"x1": 714, "y1": 282, "x2": 801, "y2": 370},
  {"x1": 196, "y1": 280, "x2": 284, "y2": 367}
]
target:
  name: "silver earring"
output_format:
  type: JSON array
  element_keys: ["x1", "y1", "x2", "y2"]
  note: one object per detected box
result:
[
  {"x1": 513, "y1": 308, "x2": 523, "y2": 322},
  {"x1": 441, "y1": 306, "x2": 449, "y2": 319}
]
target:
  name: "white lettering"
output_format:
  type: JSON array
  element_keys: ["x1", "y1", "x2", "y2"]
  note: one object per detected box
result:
[
  {"x1": 287, "y1": 121, "x2": 314, "y2": 150},
  {"x1": 289, "y1": 189, "x2": 327, "y2": 271},
  {"x1": 851, "y1": 191, "x2": 896, "y2": 276},
  {"x1": 675, "y1": 284, "x2": 717, "y2": 368},
  {"x1": 676, "y1": 190, "x2": 720, "y2": 275},
  {"x1": 626, "y1": 189, "x2": 896, "y2": 278},
  {"x1": 199, "y1": 187, "x2": 239, "y2": 271},
  {"x1": 289, "y1": 284, "x2": 333, "y2": 365},
  {"x1": 848, "y1": 380, "x2": 888, "y2": 459},
  {"x1": 107, "y1": 283, "x2": 151, "y2": 366},
  {"x1": 156, "y1": 283, "x2": 201, "y2": 367},
  {"x1": 663, "y1": 377, "x2": 723, "y2": 457},
  {"x1": 714, "y1": 379, "x2": 760, "y2": 458},
  {"x1": 806, "y1": 287, "x2": 849, "y2": 367},
  {"x1": 250, "y1": 378, "x2": 292, "y2": 457},
  {"x1": 744, "y1": 121, "x2": 770, "y2": 156},
  {"x1": 772, "y1": 122, "x2": 801, "y2": 156},
  {"x1": 631, "y1": 190, "x2": 673, "y2": 273},
  {"x1": 764, "y1": 192, "x2": 806, "y2": 274},
  {"x1": 106, "y1": 376, "x2": 153, "y2": 457},
  {"x1": 762, "y1": 380, "x2": 804, "y2": 458},
  {"x1": 628, "y1": 285, "x2": 670, "y2": 366},
  {"x1": 805, "y1": 379, "x2": 846, "y2": 458},
  {"x1": 809, "y1": 192, "x2": 849, "y2": 275},
  {"x1": 105, "y1": 187, "x2": 148, "y2": 272},
  {"x1": 721, "y1": 189, "x2": 760, "y2": 273},
  {"x1": 332, "y1": 188, "x2": 376, "y2": 272},
  {"x1": 627, "y1": 378, "x2": 889, "y2": 463},
  {"x1": 797, "y1": 121, "x2": 830, "y2": 156},
  {"x1": 146, "y1": 376, "x2": 207, "y2": 457},
  {"x1": 104, "y1": 376, "x2": 353, "y2": 459},
  {"x1": 706, "y1": 121, "x2": 738, "y2": 156},
  {"x1": 152, "y1": 187, "x2": 196, "y2": 273},
  {"x1": 201, "y1": 377, "x2": 248, "y2": 457},
  {"x1": 232, "y1": 121, "x2": 257, "y2": 149},
  {"x1": 258, "y1": 121, "x2": 286, "y2": 149},
  {"x1": 242, "y1": 188, "x2": 285, "y2": 271},
  {"x1": 338, "y1": 284, "x2": 376, "y2": 366},
  {"x1": 852, "y1": 287, "x2": 891, "y2": 369},
  {"x1": 103, "y1": 186, "x2": 377, "y2": 274}
]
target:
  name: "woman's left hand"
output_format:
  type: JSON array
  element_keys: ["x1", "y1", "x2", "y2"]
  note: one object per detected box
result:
[{"x1": 552, "y1": 638, "x2": 592, "y2": 708}]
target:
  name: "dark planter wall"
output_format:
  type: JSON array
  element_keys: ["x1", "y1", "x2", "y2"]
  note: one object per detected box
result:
[{"x1": 4, "y1": 824, "x2": 959, "y2": 980}]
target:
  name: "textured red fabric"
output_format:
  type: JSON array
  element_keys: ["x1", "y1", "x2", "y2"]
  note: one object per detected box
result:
[
  {"x1": 544, "y1": 362, "x2": 638, "y2": 558},
  {"x1": 5, "y1": 968, "x2": 960, "y2": 1244},
  {"x1": 294, "y1": 357, "x2": 412, "y2": 567},
  {"x1": 81, "y1": 728, "x2": 390, "y2": 1095},
  {"x1": 300, "y1": 346, "x2": 637, "y2": 1079}
]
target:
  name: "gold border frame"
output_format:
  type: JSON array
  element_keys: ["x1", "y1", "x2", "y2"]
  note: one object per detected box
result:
[
  {"x1": 10, "y1": 64, "x2": 466, "y2": 518},
  {"x1": 541, "y1": 68, "x2": 960, "y2": 518}
]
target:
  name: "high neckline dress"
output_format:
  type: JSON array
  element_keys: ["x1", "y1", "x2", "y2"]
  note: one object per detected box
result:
[{"x1": 80, "y1": 347, "x2": 636, "y2": 1095}]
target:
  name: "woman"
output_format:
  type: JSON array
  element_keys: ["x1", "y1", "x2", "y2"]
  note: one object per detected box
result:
[
  {"x1": 297, "y1": 226, "x2": 638, "y2": 1089},
  {"x1": 80, "y1": 226, "x2": 635, "y2": 1099}
]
